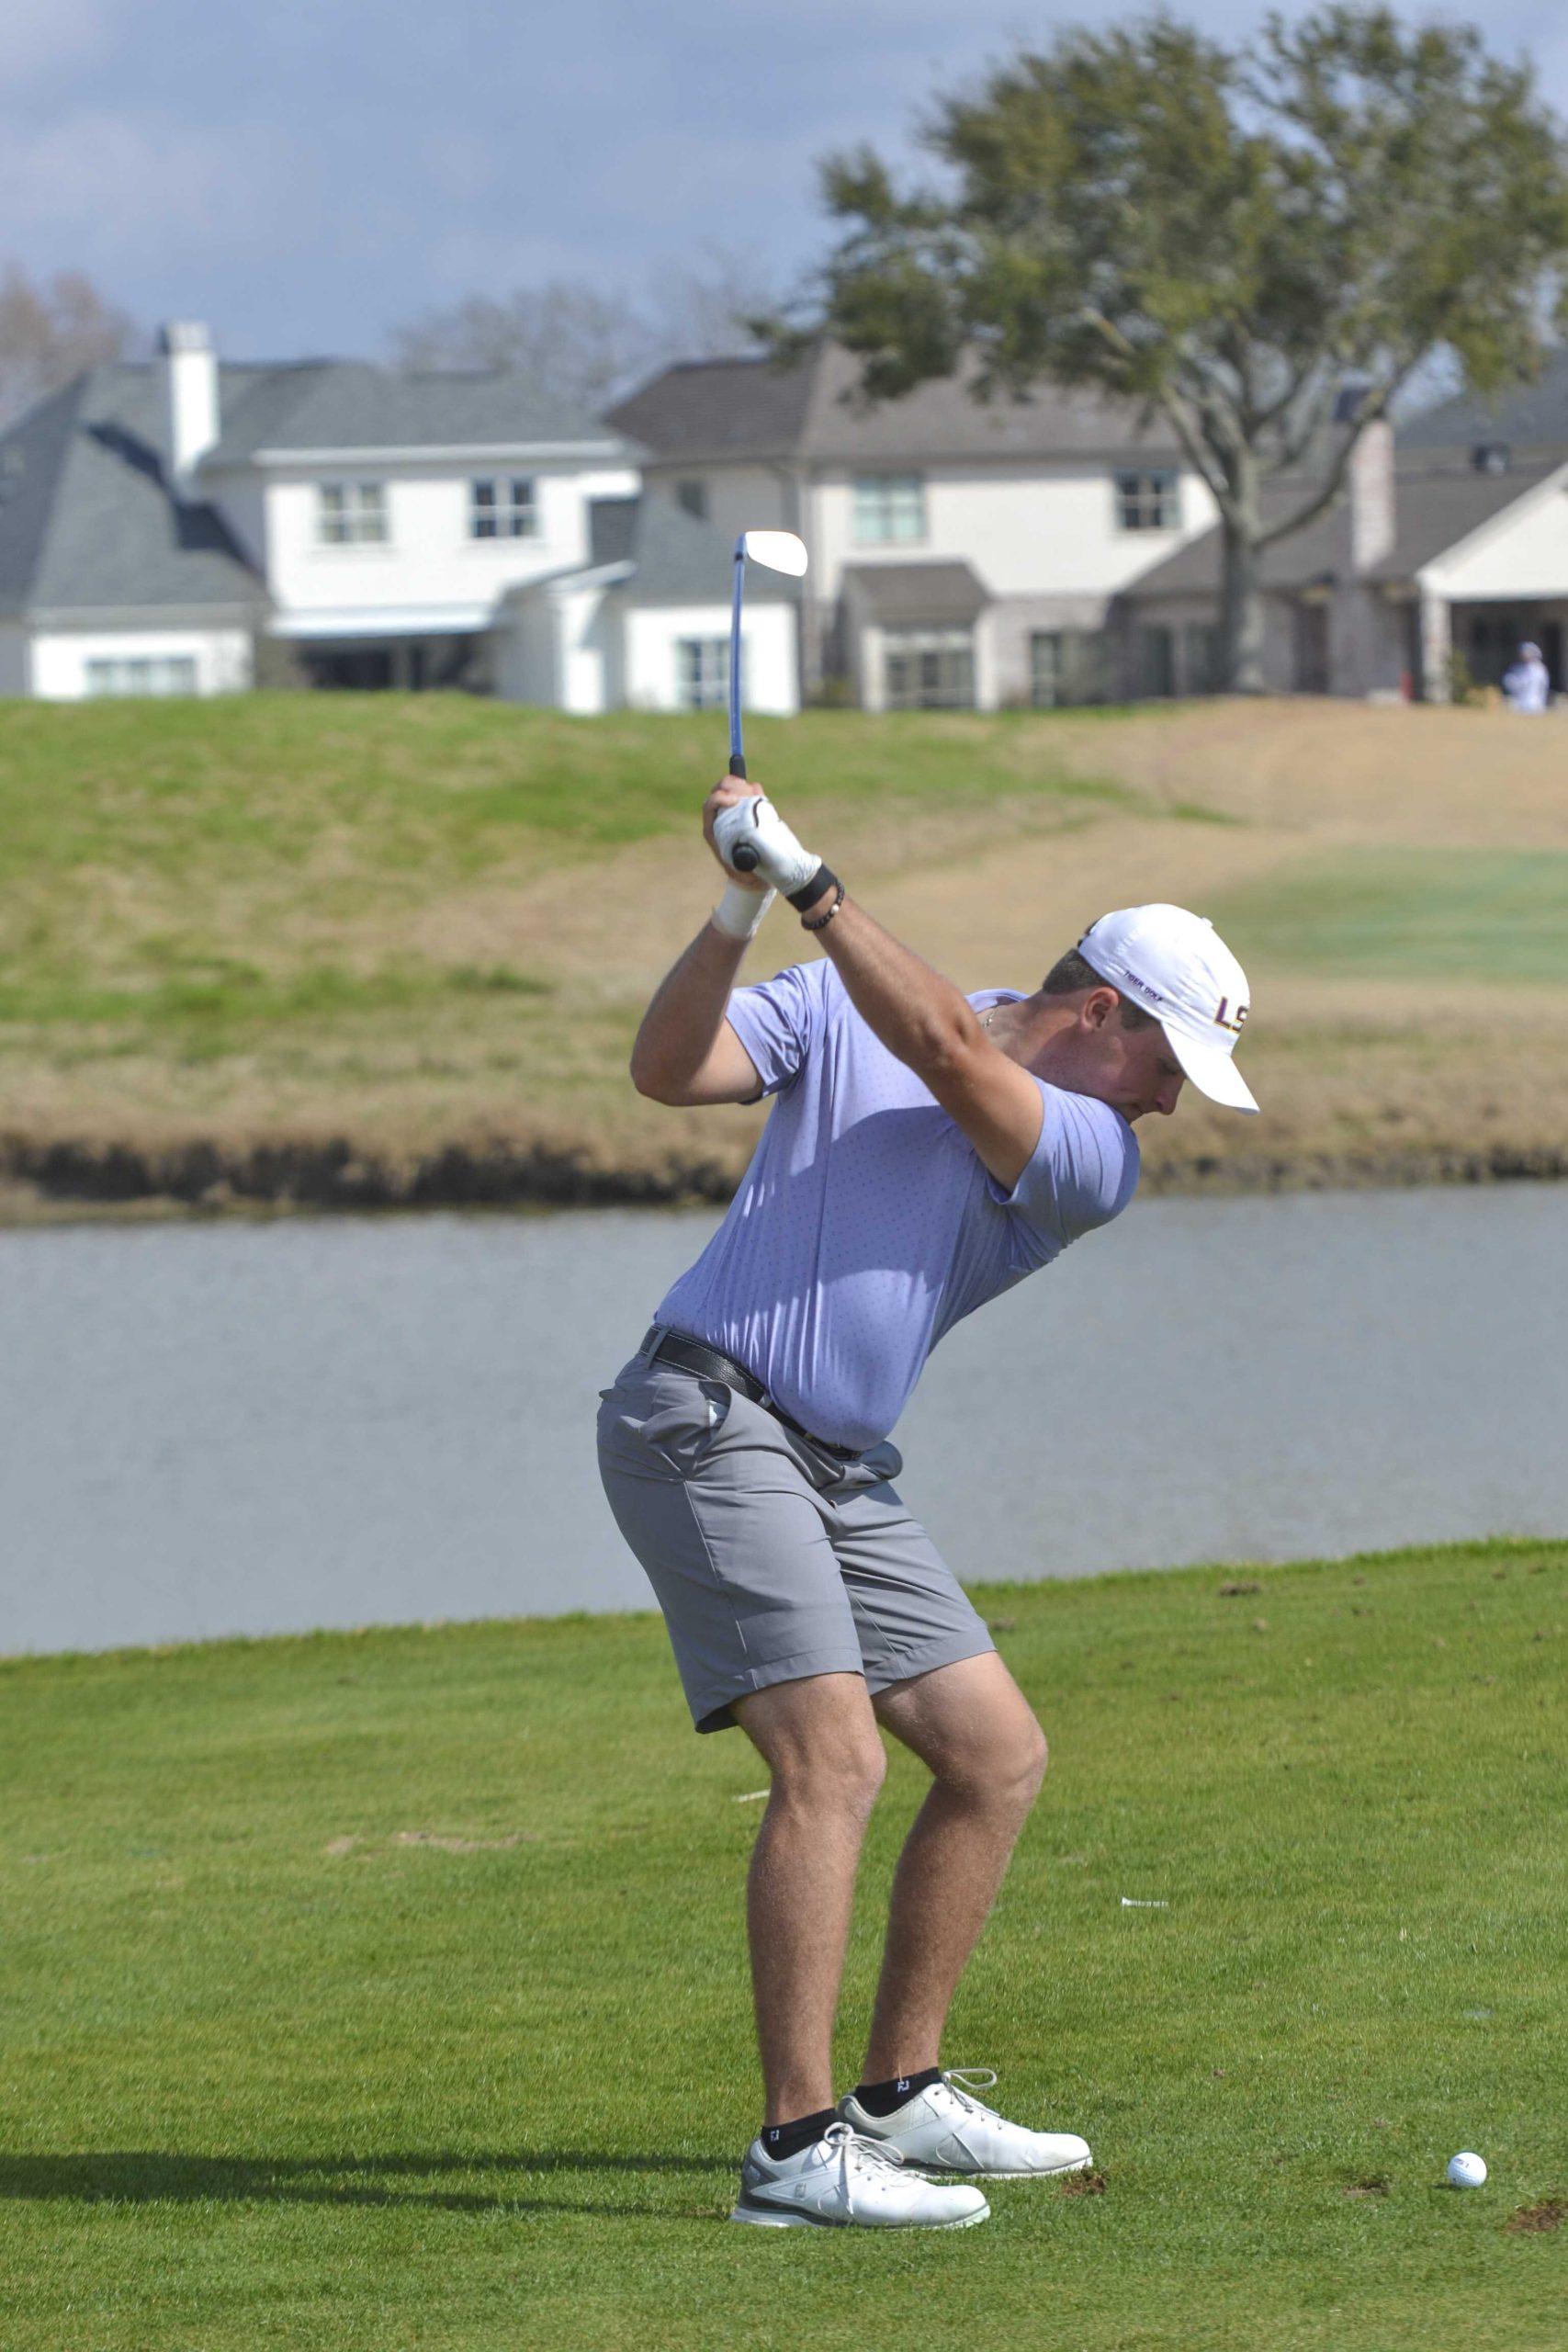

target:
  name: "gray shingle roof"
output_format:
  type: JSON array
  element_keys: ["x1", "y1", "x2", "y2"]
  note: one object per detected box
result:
[
  {"x1": 609, "y1": 342, "x2": 1183, "y2": 466},
  {"x1": 1126, "y1": 459, "x2": 1562, "y2": 600},
  {"x1": 0, "y1": 355, "x2": 644, "y2": 623},
  {"x1": 207, "y1": 363, "x2": 635, "y2": 463},
  {"x1": 840, "y1": 561, "x2": 990, "y2": 623},
  {"x1": 0, "y1": 365, "x2": 264, "y2": 618},
  {"x1": 1400, "y1": 352, "x2": 1568, "y2": 456},
  {"x1": 0, "y1": 378, "x2": 87, "y2": 613},
  {"x1": 617, "y1": 495, "x2": 798, "y2": 605}
]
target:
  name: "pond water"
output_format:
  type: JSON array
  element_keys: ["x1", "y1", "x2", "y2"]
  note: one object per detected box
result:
[{"x1": 3, "y1": 1186, "x2": 1564, "y2": 1656}]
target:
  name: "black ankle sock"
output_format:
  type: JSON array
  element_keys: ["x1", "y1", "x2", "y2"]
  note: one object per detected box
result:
[
  {"x1": 761, "y1": 2107, "x2": 838, "y2": 2162},
  {"x1": 852, "y1": 2066, "x2": 942, "y2": 2117}
]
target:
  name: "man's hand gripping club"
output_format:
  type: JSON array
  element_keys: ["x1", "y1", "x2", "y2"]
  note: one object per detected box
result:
[{"x1": 708, "y1": 780, "x2": 838, "y2": 932}]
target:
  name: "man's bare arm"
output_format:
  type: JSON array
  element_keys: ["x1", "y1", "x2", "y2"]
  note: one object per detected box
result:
[
  {"x1": 707, "y1": 776, "x2": 1043, "y2": 1183},
  {"x1": 811, "y1": 897, "x2": 1044, "y2": 1189},
  {"x1": 629, "y1": 921, "x2": 763, "y2": 1105},
  {"x1": 628, "y1": 776, "x2": 776, "y2": 1106}
]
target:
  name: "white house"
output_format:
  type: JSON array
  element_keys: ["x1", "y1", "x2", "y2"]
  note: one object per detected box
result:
[
  {"x1": 608, "y1": 341, "x2": 1222, "y2": 708},
  {"x1": 0, "y1": 322, "x2": 644, "y2": 700},
  {"x1": 1123, "y1": 413, "x2": 1568, "y2": 702},
  {"x1": 16, "y1": 321, "x2": 1568, "y2": 711},
  {"x1": 493, "y1": 493, "x2": 799, "y2": 716}
]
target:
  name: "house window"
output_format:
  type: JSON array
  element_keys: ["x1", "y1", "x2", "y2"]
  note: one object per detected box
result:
[
  {"x1": 85, "y1": 655, "x2": 198, "y2": 697},
  {"x1": 470, "y1": 477, "x2": 537, "y2": 540},
  {"x1": 1114, "y1": 469, "x2": 1180, "y2": 531},
  {"x1": 676, "y1": 637, "x2": 732, "y2": 710},
  {"x1": 674, "y1": 479, "x2": 708, "y2": 521},
  {"x1": 1029, "y1": 629, "x2": 1110, "y2": 707},
  {"x1": 884, "y1": 628, "x2": 974, "y2": 709},
  {"x1": 853, "y1": 474, "x2": 926, "y2": 545},
  {"x1": 318, "y1": 482, "x2": 389, "y2": 546}
]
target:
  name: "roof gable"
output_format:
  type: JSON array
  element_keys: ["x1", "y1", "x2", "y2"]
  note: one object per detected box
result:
[
  {"x1": 1127, "y1": 456, "x2": 1562, "y2": 601},
  {"x1": 0, "y1": 378, "x2": 90, "y2": 614},
  {"x1": 618, "y1": 495, "x2": 797, "y2": 605},
  {"x1": 206, "y1": 362, "x2": 636, "y2": 464},
  {"x1": 1401, "y1": 352, "x2": 1568, "y2": 457},
  {"x1": 841, "y1": 560, "x2": 989, "y2": 623},
  {"x1": 1, "y1": 365, "x2": 263, "y2": 618},
  {"x1": 609, "y1": 341, "x2": 1186, "y2": 468}
]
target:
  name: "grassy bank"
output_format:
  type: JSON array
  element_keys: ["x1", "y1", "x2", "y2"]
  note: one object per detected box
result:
[
  {"x1": 4, "y1": 695, "x2": 1568, "y2": 1215},
  {"x1": 3, "y1": 1539, "x2": 1565, "y2": 2350}
]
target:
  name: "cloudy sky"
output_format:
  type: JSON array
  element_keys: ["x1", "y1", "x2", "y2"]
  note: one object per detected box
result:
[{"x1": 6, "y1": 0, "x2": 1568, "y2": 362}]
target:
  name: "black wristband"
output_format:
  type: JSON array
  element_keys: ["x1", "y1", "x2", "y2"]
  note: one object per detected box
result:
[{"x1": 787, "y1": 862, "x2": 838, "y2": 913}]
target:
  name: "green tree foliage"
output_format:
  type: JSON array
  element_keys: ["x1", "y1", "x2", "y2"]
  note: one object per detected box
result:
[{"x1": 800, "y1": 8, "x2": 1568, "y2": 692}]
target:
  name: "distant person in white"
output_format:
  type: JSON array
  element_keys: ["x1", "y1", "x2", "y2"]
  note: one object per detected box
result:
[{"x1": 1502, "y1": 641, "x2": 1551, "y2": 714}]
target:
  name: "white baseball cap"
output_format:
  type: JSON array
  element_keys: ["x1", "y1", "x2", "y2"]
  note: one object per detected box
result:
[{"x1": 1077, "y1": 903, "x2": 1258, "y2": 1114}]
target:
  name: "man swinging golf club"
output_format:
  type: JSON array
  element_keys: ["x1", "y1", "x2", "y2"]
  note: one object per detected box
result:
[{"x1": 598, "y1": 774, "x2": 1258, "y2": 2231}]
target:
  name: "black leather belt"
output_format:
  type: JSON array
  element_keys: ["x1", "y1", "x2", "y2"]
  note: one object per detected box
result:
[{"x1": 642, "y1": 1327, "x2": 863, "y2": 1462}]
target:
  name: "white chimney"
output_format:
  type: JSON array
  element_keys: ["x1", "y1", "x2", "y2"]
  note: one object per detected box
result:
[
  {"x1": 1348, "y1": 413, "x2": 1395, "y2": 576},
  {"x1": 160, "y1": 321, "x2": 220, "y2": 494}
]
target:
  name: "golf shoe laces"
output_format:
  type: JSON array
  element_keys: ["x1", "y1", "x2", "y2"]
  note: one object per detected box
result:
[
  {"x1": 821, "y1": 2120, "x2": 907, "y2": 2218},
  {"x1": 934, "y1": 2066, "x2": 1004, "y2": 2122}
]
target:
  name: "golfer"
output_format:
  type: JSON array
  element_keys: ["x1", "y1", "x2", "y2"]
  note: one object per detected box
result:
[{"x1": 597, "y1": 777, "x2": 1258, "y2": 2230}]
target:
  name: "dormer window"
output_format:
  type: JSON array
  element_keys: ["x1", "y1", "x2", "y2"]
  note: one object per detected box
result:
[
  {"x1": 470, "y1": 477, "x2": 537, "y2": 539},
  {"x1": 318, "y1": 481, "x2": 388, "y2": 546}
]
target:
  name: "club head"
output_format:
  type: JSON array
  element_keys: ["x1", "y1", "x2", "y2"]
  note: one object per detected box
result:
[{"x1": 737, "y1": 529, "x2": 808, "y2": 578}]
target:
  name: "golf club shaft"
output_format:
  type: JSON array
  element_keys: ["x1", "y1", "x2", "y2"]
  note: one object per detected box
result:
[
  {"x1": 728, "y1": 547, "x2": 746, "y2": 778},
  {"x1": 728, "y1": 545, "x2": 759, "y2": 865}
]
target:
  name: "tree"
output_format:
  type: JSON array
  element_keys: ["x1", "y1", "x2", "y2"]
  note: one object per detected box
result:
[
  {"x1": 0, "y1": 263, "x2": 137, "y2": 429},
  {"x1": 388, "y1": 247, "x2": 780, "y2": 413},
  {"x1": 389, "y1": 283, "x2": 653, "y2": 413},
  {"x1": 795, "y1": 7, "x2": 1568, "y2": 692}
]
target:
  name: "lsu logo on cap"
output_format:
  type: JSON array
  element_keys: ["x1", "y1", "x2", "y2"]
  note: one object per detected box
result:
[{"x1": 1214, "y1": 997, "x2": 1248, "y2": 1035}]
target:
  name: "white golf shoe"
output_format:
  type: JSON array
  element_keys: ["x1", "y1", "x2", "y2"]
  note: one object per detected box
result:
[
  {"x1": 728, "y1": 2120, "x2": 990, "y2": 2230},
  {"x1": 839, "y1": 2068, "x2": 1093, "y2": 2181}
]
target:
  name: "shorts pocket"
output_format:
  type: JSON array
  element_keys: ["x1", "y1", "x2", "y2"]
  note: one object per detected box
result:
[{"x1": 629, "y1": 1376, "x2": 734, "y2": 1475}]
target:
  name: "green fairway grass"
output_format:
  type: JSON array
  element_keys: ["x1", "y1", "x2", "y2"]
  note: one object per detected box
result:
[
  {"x1": 0, "y1": 696, "x2": 1124, "y2": 1063},
  {"x1": 6, "y1": 693, "x2": 1568, "y2": 1204},
  {"x1": 0, "y1": 694, "x2": 1129, "y2": 888},
  {"x1": 4, "y1": 1539, "x2": 1564, "y2": 2350},
  {"x1": 1209, "y1": 849, "x2": 1568, "y2": 985}
]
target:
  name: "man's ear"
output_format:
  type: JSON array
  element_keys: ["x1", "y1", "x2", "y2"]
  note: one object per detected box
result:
[{"x1": 1081, "y1": 987, "x2": 1122, "y2": 1031}]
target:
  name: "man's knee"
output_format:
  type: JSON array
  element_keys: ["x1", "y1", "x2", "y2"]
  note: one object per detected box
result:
[
  {"x1": 940, "y1": 1710, "x2": 1048, "y2": 1815},
  {"x1": 739, "y1": 1673, "x2": 887, "y2": 1820},
  {"x1": 772, "y1": 1730, "x2": 887, "y2": 1821},
  {"x1": 1014, "y1": 1714, "x2": 1049, "y2": 1806}
]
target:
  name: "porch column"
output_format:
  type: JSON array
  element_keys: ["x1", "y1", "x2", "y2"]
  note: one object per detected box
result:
[{"x1": 1418, "y1": 589, "x2": 1452, "y2": 704}]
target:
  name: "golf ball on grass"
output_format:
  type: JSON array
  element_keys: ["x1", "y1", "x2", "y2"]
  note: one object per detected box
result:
[{"x1": 1447, "y1": 2152, "x2": 1487, "y2": 2188}]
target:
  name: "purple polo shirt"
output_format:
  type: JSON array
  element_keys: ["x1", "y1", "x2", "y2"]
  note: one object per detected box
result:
[{"x1": 653, "y1": 959, "x2": 1139, "y2": 1450}]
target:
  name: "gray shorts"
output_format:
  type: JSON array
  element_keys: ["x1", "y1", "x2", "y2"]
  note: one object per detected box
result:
[{"x1": 596, "y1": 1346, "x2": 995, "y2": 1734}]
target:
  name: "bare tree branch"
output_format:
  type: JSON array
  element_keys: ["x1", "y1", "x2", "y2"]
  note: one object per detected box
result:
[{"x1": 0, "y1": 261, "x2": 138, "y2": 429}]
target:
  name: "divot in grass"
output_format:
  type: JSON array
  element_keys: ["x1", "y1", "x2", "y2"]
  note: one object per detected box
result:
[{"x1": 1504, "y1": 2198, "x2": 1566, "y2": 2233}]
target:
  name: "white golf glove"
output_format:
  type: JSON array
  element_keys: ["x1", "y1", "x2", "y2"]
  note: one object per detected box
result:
[{"x1": 713, "y1": 795, "x2": 822, "y2": 899}]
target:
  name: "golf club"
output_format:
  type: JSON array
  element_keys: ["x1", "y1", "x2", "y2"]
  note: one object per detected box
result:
[{"x1": 728, "y1": 529, "x2": 808, "y2": 868}]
